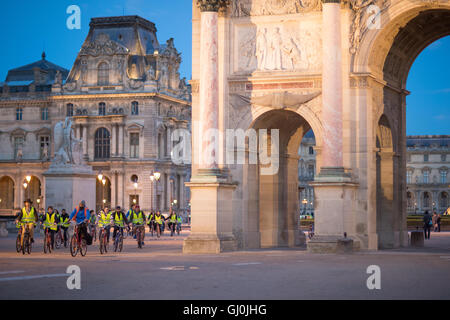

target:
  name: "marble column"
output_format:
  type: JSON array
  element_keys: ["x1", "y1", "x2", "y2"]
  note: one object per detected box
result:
[
  {"x1": 82, "y1": 125, "x2": 88, "y2": 158},
  {"x1": 183, "y1": 0, "x2": 237, "y2": 254},
  {"x1": 307, "y1": 0, "x2": 358, "y2": 253},
  {"x1": 111, "y1": 124, "x2": 117, "y2": 156},
  {"x1": 118, "y1": 125, "x2": 124, "y2": 157},
  {"x1": 321, "y1": 0, "x2": 343, "y2": 168},
  {"x1": 198, "y1": 6, "x2": 219, "y2": 170}
]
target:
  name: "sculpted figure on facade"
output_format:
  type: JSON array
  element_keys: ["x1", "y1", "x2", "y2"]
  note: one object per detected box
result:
[
  {"x1": 349, "y1": 0, "x2": 390, "y2": 54},
  {"x1": 231, "y1": 0, "x2": 321, "y2": 17},
  {"x1": 238, "y1": 25, "x2": 314, "y2": 72}
]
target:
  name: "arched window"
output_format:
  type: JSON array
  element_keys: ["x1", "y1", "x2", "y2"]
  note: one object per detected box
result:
[
  {"x1": 66, "y1": 103, "x2": 73, "y2": 117},
  {"x1": 94, "y1": 128, "x2": 110, "y2": 159},
  {"x1": 16, "y1": 107, "x2": 23, "y2": 121},
  {"x1": 440, "y1": 192, "x2": 448, "y2": 209},
  {"x1": 98, "y1": 62, "x2": 109, "y2": 86},
  {"x1": 423, "y1": 192, "x2": 431, "y2": 208},
  {"x1": 131, "y1": 101, "x2": 139, "y2": 115},
  {"x1": 98, "y1": 102, "x2": 106, "y2": 116}
]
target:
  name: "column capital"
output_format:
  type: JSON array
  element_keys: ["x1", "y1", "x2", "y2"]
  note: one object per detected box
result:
[{"x1": 197, "y1": 0, "x2": 229, "y2": 12}]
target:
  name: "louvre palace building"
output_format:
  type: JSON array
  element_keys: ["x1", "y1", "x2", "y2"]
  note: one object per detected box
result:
[{"x1": 0, "y1": 16, "x2": 191, "y2": 215}]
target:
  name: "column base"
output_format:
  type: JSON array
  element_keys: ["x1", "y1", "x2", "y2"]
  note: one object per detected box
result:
[
  {"x1": 307, "y1": 235, "x2": 358, "y2": 253},
  {"x1": 183, "y1": 233, "x2": 237, "y2": 254}
]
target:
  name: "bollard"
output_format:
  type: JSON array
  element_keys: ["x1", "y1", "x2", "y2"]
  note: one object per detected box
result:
[{"x1": 410, "y1": 230, "x2": 424, "y2": 247}]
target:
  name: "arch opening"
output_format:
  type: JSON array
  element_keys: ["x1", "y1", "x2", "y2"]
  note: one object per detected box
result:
[{"x1": 245, "y1": 109, "x2": 316, "y2": 248}]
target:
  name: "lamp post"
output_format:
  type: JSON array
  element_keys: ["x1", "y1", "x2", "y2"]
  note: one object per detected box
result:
[
  {"x1": 97, "y1": 173, "x2": 103, "y2": 210},
  {"x1": 102, "y1": 178, "x2": 106, "y2": 206},
  {"x1": 302, "y1": 198, "x2": 307, "y2": 216}
]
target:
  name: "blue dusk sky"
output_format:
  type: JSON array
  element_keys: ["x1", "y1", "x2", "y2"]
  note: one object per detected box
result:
[{"x1": 0, "y1": 0, "x2": 448, "y2": 135}]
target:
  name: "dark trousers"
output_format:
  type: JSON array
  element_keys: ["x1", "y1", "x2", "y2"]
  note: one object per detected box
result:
[
  {"x1": 113, "y1": 226, "x2": 124, "y2": 239},
  {"x1": 100, "y1": 227, "x2": 111, "y2": 242},
  {"x1": 61, "y1": 226, "x2": 69, "y2": 243},
  {"x1": 424, "y1": 226, "x2": 431, "y2": 239},
  {"x1": 437, "y1": 223, "x2": 441, "y2": 232},
  {"x1": 45, "y1": 229, "x2": 55, "y2": 248}
]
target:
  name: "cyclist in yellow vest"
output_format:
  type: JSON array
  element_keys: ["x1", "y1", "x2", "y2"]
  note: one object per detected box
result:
[
  {"x1": 43, "y1": 206, "x2": 59, "y2": 250},
  {"x1": 60, "y1": 209, "x2": 70, "y2": 247},
  {"x1": 168, "y1": 209, "x2": 178, "y2": 237},
  {"x1": 112, "y1": 206, "x2": 128, "y2": 239},
  {"x1": 98, "y1": 206, "x2": 113, "y2": 243},
  {"x1": 16, "y1": 199, "x2": 38, "y2": 245},
  {"x1": 130, "y1": 205, "x2": 146, "y2": 244}
]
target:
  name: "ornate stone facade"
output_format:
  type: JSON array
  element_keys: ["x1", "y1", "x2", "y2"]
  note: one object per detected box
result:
[
  {"x1": 0, "y1": 16, "x2": 191, "y2": 216},
  {"x1": 188, "y1": 0, "x2": 450, "y2": 253}
]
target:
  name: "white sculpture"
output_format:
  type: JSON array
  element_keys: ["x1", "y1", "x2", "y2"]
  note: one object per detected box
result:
[{"x1": 52, "y1": 118, "x2": 83, "y2": 166}]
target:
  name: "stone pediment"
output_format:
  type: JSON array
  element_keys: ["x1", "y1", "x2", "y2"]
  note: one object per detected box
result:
[
  {"x1": 126, "y1": 122, "x2": 144, "y2": 136},
  {"x1": 80, "y1": 33, "x2": 129, "y2": 57},
  {"x1": 33, "y1": 127, "x2": 51, "y2": 138}
]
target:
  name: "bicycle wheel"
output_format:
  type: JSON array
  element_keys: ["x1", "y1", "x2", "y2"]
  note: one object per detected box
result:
[
  {"x1": 22, "y1": 233, "x2": 28, "y2": 255},
  {"x1": 27, "y1": 239, "x2": 32, "y2": 254},
  {"x1": 80, "y1": 239, "x2": 87, "y2": 256},
  {"x1": 119, "y1": 235, "x2": 123, "y2": 252},
  {"x1": 99, "y1": 235, "x2": 104, "y2": 254},
  {"x1": 157, "y1": 224, "x2": 161, "y2": 238},
  {"x1": 114, "y1": 235, "x2": 118, "y2": 252},
  {"x1": 70, "y1": 235, "x2": 78, "y2": 257},
  {"x1": 16, "y1": 234, "x2": 21, "y2": 253},
  {"x1": 55, "y1": 233, "x2": 62, "y2": 249},
  {"x1": 43, "y1": 233, "x2": 48, "y2": 254}
]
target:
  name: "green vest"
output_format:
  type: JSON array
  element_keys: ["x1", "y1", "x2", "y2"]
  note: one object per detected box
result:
[
  {"x1": 114, "y1": 212, "x2": 125, "y2": 227},
  {"x1": 169, "y1": 214, "x2": 177, "y2": 223},
  {"x1": 177, "y1": 216, "x2": 182, "y2": 223},
  {"x1": 132, "y1": 211, "x2": 144, "y2": 225},
  {"x1": 44, "y1": 212, "x2": 57, "y2": 231},
  {"x1": 154, "y1": 215, "x2": 163, "y2": 225},
  {"x1": 61, "y1": 216, "x2": 70, "y2": 228},
  {"x1": 21, "y1": 207, "x2": 36, "y2": 224},
  {"x1": 99, "y1": 211, "x2": 112, "y2": 227}
]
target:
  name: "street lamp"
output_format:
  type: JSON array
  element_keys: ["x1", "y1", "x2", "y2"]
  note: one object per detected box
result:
[
  {"x1": 26, "y1": 176, "x2": 31, "y2": 183},
  {"x1": 97, "y1": 173, "x2": 104, "y2": 210},
  {"x1": 36, "y1": 198, "x2": 41, "y2": 211},
  {"x1": 133, "y1": 182, "x2": 138, "y2": 205},
  {"x1": 23, "y1": 182, "x2": 28, "y2": 199}
]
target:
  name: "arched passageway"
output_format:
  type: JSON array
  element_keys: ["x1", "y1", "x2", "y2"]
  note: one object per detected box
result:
[
  {"x1": 96, "y1": 176, "x2": 111, "y2": 211},
  {"x1": 245, "y1": 109, "x2": 316, "y2": 248}
]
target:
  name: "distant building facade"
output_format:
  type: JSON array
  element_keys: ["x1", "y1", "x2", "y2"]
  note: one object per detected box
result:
[
  {"x1": 406, "y1": 135, "x2": 449, "y2": 215},
  {"x1": 0, "y1": 16, "x2": 191, "y2": 215},
  {"x1": 298, "y1": 130, "x2": 315, "y2": 216},
  {"x1": 297, "y1": 134, "x2": 450, "y2": 217}
]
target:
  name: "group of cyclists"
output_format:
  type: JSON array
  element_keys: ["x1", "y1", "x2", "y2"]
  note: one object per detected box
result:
[{"x1": 15, "y1": 198, "x2": 184, "y2": 255}]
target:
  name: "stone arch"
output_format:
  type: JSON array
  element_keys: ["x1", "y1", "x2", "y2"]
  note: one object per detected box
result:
[
  {"x1": 96, "y1": 174, "x2": 112, "y2": 211},
  {"x1": 375, "y1": 114, "x2": 396, "y2": 248},
  {"x1": 439, "y1": 191, "x2": 449, "y2": 211},
  {"x1": 239, "y1": 108, "x2": 319, "y2": 249},
  {"x1": 0, "y1": 176, "x2": 15, "y2": 210}
]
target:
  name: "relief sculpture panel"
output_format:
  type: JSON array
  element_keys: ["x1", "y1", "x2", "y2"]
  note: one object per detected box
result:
[{"x1": 235, "y1": 21, "x2": 321, "y2": 74}]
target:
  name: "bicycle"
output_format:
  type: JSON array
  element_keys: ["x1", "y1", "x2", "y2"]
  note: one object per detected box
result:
[
  {"x1": 113, "y1": 225, "x2": 124, "y2": 252},
  {"x1": 55, "y1": 228, "x2": 63, "y2": 249},
  {"x1": 99, "y1": 225, "x2": 111, "y2": 254},
  {"x1": 70, "y1": 222, "x2": 87, "y2": 257},
  {"x1": 153, "y1": 221, "x2": 162, "y2": 238},
  {"x1": 169, "y1": 221, "x2": 176, "y2": 237},
  {"x1": 16, "y1": 223, "x2": 23, "y2": 253},
  {"x1": 89, "y1": 223, "x2": 97, "y2": 243},
  {"x1": 133, "y1": 224, "x2": 145, "y2": 249},
  {"x1": 176, "y1": 222, "x2": 182, "y2": 235},
  {"x1": 43, "y1": 227, "x2": 54, "y2": 254},
  {"x1": 18, "y1": 224, "x2": 32, "y2": 255}
]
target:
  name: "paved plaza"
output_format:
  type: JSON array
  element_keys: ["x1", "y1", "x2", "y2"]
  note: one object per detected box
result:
[{"x1": 0, "y1": 229, "x2": 449, "y2": 300}]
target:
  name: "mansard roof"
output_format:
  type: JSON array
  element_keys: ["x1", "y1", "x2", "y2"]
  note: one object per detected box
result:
[
  {"x1": 407, "y1": 135, "x2": 450, "y2": 148},
  {"x1": 5, "y1": 52, "x2": 69, "y2": 84}
]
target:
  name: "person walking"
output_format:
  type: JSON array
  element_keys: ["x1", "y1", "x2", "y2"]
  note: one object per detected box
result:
[
  {"x1": 437, "y1": 213, "x2": 442, "y2": 232},
  {"x1": 432, "y1": 211, "x2": 438, "y2": 232},
  {"x1": 423, "y1": 210, "x2": 432, "y2": 239}
]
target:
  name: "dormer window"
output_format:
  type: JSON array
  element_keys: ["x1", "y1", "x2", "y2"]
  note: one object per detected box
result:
[{"x1": 98, "y1": 62, "x2": 109, "y2": 86}]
